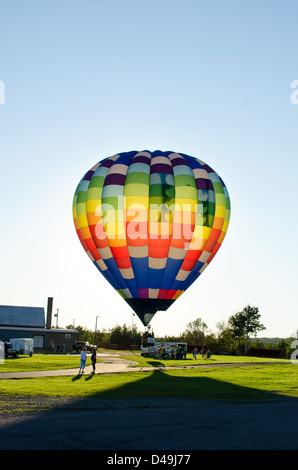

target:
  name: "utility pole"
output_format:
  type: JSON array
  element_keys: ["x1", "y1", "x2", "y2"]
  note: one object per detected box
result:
[
  {"x1": 54, "y1": 309, "x2": 59, "y2": 328},
  {"x1": 95, "y1": 315, "x2": 99, "y2": 345},
  {"x1": 131, "y1": 312, "x2": 135, "y2": 340}
]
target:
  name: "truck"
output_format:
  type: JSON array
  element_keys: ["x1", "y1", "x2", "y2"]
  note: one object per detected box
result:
[
  {"x1": 72, "y1": 341, "x2": 96, "y2": 352},
  {"x1": 4, "y1": 341, "x2": 20, "y2": 358},
  {"x1": 10, "y1": 338, "x2": 34, "y2": 357},
  {"x1": 141, "y1": 338, "x2": 187, "y2": 358}
]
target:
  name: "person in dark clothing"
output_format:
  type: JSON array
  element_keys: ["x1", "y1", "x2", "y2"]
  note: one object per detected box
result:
[{"x1": 91, "y1": 347, "x2": 97, "y2": 375}]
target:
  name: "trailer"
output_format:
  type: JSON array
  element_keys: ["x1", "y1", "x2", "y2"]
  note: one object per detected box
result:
[{"x1": 9, "y1": 338, "x2": 34, "y2": 357}]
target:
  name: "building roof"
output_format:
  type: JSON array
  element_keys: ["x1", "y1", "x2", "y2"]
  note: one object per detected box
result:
[{"x1": 0, "y1": 305, "x2": 45, "y2": 328}]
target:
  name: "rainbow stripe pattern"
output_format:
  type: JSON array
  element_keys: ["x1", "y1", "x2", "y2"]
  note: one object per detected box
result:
[{"x1": 73, "y1": 150, "x2": 230, "y2": 325}]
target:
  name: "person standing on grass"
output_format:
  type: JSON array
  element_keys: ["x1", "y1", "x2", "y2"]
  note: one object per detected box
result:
[
  {"x1": 193, "y1": 348, "x2": 198, "y2": 360},
  {"x1": 79, "y1": 347, "x2": 87, "y2": 374},
  {"x1": 91, "y1": 347, "x2": 97, "y2": 375}
]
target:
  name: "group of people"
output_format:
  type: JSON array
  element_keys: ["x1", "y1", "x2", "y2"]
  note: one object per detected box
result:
[
  {"x1": 193, "y1": 346, "x2": 212, "y2": 360},
  {"x1": 157, "y1": 344, "x2": 188, "y2": 360},
  {"x1": 157, "y1": 344, "x2": 212, "y2": 361},
  {"x1": 49, "y1": 340, "x2": 66, "y2": 352},
  {"x1": 143, "y1": 330, "x2": 154, "y2": 339},
  {"x1": 78, "y1": 347, "x2": 97, "y2": 375}
]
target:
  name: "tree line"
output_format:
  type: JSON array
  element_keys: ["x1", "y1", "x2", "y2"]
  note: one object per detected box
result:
[{"x1": 65, "y1": 304, "x2": 296, "y2": 357}]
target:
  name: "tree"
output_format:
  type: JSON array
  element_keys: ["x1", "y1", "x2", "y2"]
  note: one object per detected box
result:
[
  {"x1": 109, "y1": 324, "x2": 143, "y2": 346},
  {"x1": 67, "y1": 324, "x2": 110, "y2": 346},
  {"x1": 216, "y1": 320, "x2": 239, "y2": 353},
  {"x1": 229, "y1": 305, "x2": 266, "y2": 353},
  {"x1": 182, "y1": 317, "x2": 208, "y2": 345}
]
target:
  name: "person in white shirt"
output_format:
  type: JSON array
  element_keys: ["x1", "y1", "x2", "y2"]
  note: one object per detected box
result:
[{"x1": 79, "y1": 347, "x2": 87, "y2": 374}]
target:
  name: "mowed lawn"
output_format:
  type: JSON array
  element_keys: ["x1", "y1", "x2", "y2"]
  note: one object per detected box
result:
[
  {"x1": 0, "y1": 353, "x2": 297, "y2": 403},
  {"x1": 119, "y1": 353, "x2": 288, "y2": 368},
  {"x1": 0, "y1": 351, "x2": 287, "y2": 373},
  {"x1": 0, "y1": 353, "x2": 83, "y2": 372}
]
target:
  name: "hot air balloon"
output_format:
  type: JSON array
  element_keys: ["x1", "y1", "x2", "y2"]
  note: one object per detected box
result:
[{"x1": 73, "y1": 150, "x2": 230, "y2": 326}]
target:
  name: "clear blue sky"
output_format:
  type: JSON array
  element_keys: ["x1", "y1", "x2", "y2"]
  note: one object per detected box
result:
[{"x1": 0, "y1": 0, "x2": 297, "y2": 338}]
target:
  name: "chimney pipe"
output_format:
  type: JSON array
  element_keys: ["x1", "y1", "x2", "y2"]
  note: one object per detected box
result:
[{"x1": 46, "y1": 297, "x2": 53, "y2": 329}]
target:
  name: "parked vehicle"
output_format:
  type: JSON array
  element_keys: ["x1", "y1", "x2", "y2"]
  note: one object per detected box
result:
[
  {"x1": 72, "y1": 341, "x2": 96, "y2": 352},
  {"x1": 9, "y1": 338, "x2": 34, "y2": 357},
  {"x1": 5, "y1": 341, "x2": 20, "y2": 358}
]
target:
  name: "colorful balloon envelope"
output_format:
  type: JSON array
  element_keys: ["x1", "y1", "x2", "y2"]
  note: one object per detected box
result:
[{"x1": 73, "y1": 150, "x2": 230, "y2": 326}]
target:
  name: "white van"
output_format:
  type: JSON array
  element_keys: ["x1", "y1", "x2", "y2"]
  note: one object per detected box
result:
[{"x1": 9, "y1": 338, "x2": 34, "y2": 357}]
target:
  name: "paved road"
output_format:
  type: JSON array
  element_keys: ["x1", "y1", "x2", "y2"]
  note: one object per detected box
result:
[
  {"x1": 0, "y1": 352, "x2": 137, "y2": 378},
  {"x1": 0, "y1": 353, "x2": 297, "y2": 452}
]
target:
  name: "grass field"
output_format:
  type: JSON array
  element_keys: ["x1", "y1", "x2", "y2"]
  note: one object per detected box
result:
[
  {"x1": 0, "y1": 353, "x2": 83, "y2": 372},
  {"x1": 0, "y1": 353, "x2": 297, "y2": 405},
  {"x1": 121, "y1": 353, "x2": 289, "y2": 368},
  {"x1": 0, "y1": 351, "x2": 288, "y2": 372}
]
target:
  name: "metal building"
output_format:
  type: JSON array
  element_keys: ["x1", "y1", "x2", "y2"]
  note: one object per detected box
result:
[{"x1": 0, "y1": 298, "x2": 78, "y2": 351}]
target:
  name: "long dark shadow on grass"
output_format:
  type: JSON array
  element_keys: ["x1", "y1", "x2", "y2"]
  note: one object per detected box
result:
[
  {"x1": 1, "y1": 369, "x2": 298, "y2": 450},
  {"x1": 147, "y1": 360, "x2": 164, "y2": 368},
  {"x1": 85, "y1": 369, "x2": 282, "y2": 402},
  {"x1": 71, "y1": 374, "x2": 83, "y2": 382}
]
